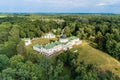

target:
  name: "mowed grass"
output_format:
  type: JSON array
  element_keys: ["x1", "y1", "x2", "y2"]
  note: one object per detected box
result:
[
  {"x1": 31, "y1": 38, "x2": 58, "y2": 45},
  {"x1": 0, "y1": 16, "x2": 6, "y2": 18},
  {"x1": 71, "y1": 40, "x2": 120, "y2": 77},
  {"x1": 0, "y1": 14, "x2": 10, "y2": 18}
]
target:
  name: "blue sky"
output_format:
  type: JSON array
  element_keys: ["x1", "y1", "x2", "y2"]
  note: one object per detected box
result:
[{"x1": 0, "y1": 0, "x2": 120, "y2": 13}]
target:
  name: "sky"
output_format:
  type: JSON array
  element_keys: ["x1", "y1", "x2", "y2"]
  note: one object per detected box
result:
[{"x1": 0, "y1": 0, "x2": 120, "y2": 13}]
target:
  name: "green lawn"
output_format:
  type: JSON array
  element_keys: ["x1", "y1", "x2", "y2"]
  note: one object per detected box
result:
[{"x1": 70, "y1": 41, "x2": 120, "y2": 77}]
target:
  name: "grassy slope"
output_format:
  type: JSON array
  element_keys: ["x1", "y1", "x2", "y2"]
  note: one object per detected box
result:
[{"x1": 71, "y1": 41, "x2": 120, "y2": 77}]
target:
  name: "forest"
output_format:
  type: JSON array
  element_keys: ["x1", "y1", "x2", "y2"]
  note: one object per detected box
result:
[{"x1": 0, "y1": 14, "x2": 120, "y2": 80}]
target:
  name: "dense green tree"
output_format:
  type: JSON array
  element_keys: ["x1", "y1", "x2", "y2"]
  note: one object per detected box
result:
[
  {"x1": 1, "y1": 68, "x2": 16, "y2": 80},
  {"x1": 16, "y1": 41, "x2": 27, "y2": 56},
  {"x1": 8, "y1": 25, "x2": 20, "y2": 43},
  {"x1": 55, "y1": 28, "x2": 61, "y2": 35},
  {"x1": 0, "y1": 55, "x2": 9, "y2": 71},
  {"x1": 0, "y1": 22, "x2": 12, "y2": 43},
  {"x1": 56, "y1": 50, "x2": 78, "y2": 66},
  {"x1": 106, "y1": 40, "x2": 118, "y2": 59},
  {"x1": 73, "y1": 61, "x2": 98, "y2": 80},
  {"x1": 1, "y1": 41, "x2": 17, "y2": 57},
  {"x1": 64, "y1": 26, "x2": 71, "y2": 37}
]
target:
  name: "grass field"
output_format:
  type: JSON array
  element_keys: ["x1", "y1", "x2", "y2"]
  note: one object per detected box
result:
[
  {"x1": 70, "y1": 40, "x2": 120, "y2": 77},
  {"x1": 0, "y1": 15, "x2": 7, "y2": 18}
]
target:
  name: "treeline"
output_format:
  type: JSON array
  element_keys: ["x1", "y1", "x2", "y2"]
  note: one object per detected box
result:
[
  {"x1": 0, "y1": 17, "x2": 64, "y2": 40},
  {"x1": 0, "y1": 50, "x2": 119, "y2": 80},
  {"x1": 0, "y1": 53, "x2": 69, "y2": 80}
]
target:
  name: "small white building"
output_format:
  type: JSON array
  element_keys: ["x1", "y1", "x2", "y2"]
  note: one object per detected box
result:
[
  {"x1": 42, "y1": 32, "x2": 55, "y2": 38},
  {"x1": 22, "y1": 38, "x2": 31, "y2": 46}
]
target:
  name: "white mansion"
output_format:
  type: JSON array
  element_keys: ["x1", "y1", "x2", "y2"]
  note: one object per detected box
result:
[{"x1": 33, "y1": 34, "x2": 82, "y2": 56}]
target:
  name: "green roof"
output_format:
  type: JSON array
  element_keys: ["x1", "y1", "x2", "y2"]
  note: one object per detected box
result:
[
  {"x1": 44, "y1": 41, "x2": 62, "y2": 49},
  {"x1": 44, "y1": 42, "x2": 56, "y2": 49},
  {"x1": 34, "y1": 44, "x2": 42, "y2": 48},
  {"x1": 34, "y1": 41, "x2": 61, "y2": 49}
]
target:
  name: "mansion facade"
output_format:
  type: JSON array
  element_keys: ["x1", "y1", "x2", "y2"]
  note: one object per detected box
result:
[{"x1": 33, "y1": 35, "x2": 82, "y2": 56}]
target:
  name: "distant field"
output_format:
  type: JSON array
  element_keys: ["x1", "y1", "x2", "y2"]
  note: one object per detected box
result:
[
  {"x1": 0, "y1": 15, "x2": 7, "y2": 18},
  {"x1": 71, "y1": 41, "x2": 120, "y2": 77}
]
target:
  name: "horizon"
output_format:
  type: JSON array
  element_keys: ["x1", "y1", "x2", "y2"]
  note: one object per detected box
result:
[
  {"x1": 0, "y1": 0, "x2": 120, "y2": 13},
  {"x1": 0, "y1": 12, "x2": 118, "y2": 14}
]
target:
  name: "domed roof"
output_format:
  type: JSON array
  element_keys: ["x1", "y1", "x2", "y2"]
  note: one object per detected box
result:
[{"x1": 60, "y1": 35, "x2": 67, "y2": 39}]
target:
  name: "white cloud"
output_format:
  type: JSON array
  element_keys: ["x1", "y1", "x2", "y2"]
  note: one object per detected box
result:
[
  {"x1": 96, "y1": 0, "x2": 120, "y2": 6},
  {"x1": 96, "y1": 3, "x2": 108, "y2": 6},
  {"x1": 27, "y1": 0, "x2": 89, "y2": 8}
]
